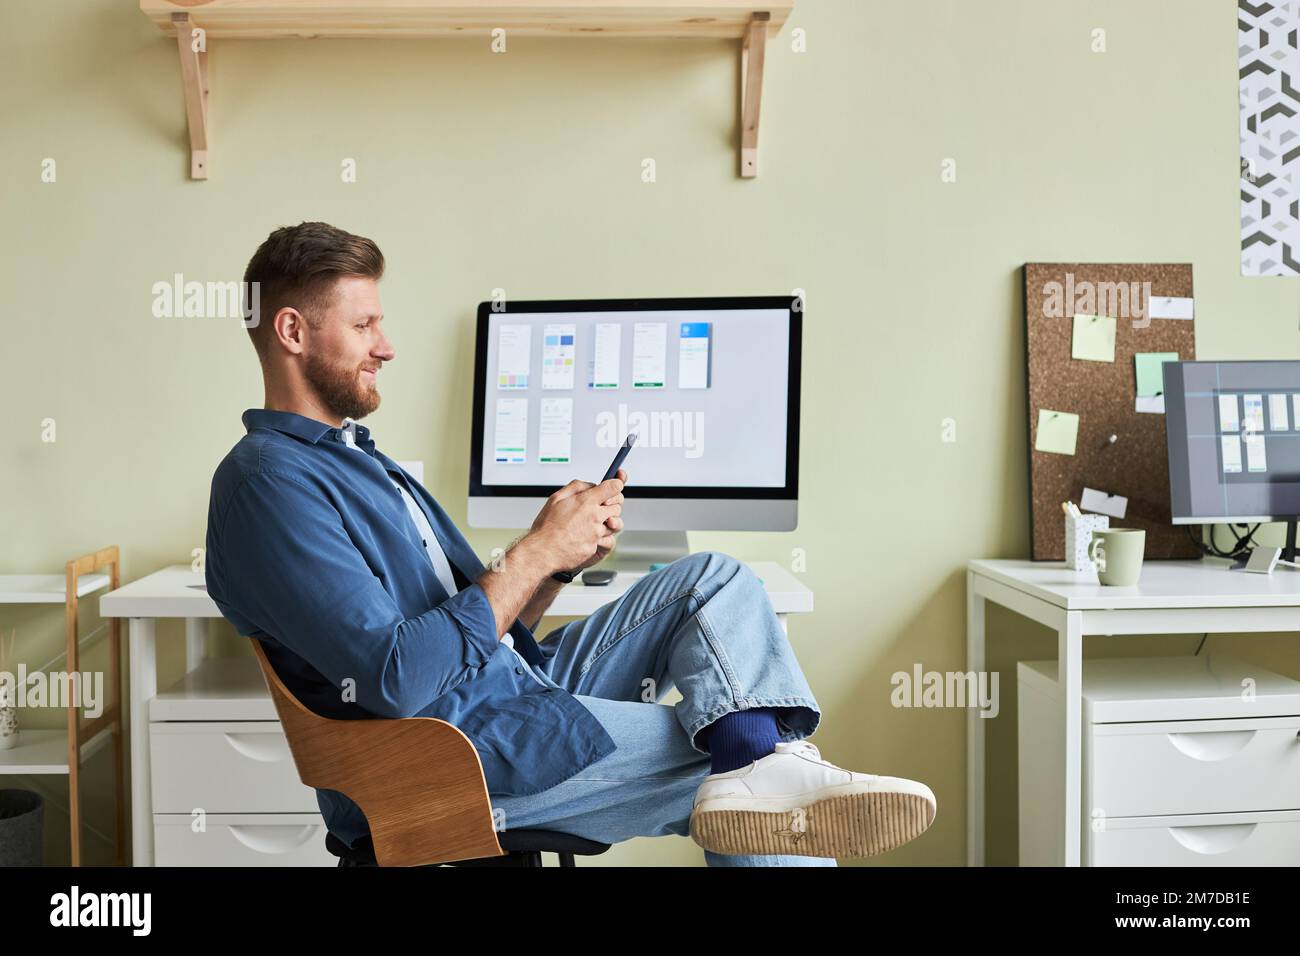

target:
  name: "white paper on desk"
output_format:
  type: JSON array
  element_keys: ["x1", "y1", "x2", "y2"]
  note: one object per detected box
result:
[
  {"x1": 1080, "y1": 487, "x2": 1128, "y2": 519},
  {"x1": 1148, "y1": 296, "x2": 1194, "y2": 320},
  {"x1": 1135, "y1": 395, "x2": 1165, "y2": 414},
  {"x1": 397, "y1": 459, "x2": 424, "y2": 483}
]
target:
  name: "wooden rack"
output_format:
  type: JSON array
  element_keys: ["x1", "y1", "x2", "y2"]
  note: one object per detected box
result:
[
  {"x1": 0, "y1": 547, "x2": 126, "y2": 866},
  {"x1": 139, "y1": 0, "x2": 792, "y2": 179}
]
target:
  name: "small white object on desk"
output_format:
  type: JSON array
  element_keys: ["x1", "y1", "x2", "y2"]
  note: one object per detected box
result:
[
  {"x1": 1244, "y1": 546, "x2": 1300, "y2": 574},
  {"x1": 1064, "y1": 506, "x2": 1109, "y2": 571}
]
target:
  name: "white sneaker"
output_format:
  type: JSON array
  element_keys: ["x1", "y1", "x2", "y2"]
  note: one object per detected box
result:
[{"x1": 689, "y1": 740, "x2": 937, "y2": 858}]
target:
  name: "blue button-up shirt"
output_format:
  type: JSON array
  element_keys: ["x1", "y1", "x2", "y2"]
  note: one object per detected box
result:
[{"x1": 204, "y1": 409, "x2": 617, "y2": 846}]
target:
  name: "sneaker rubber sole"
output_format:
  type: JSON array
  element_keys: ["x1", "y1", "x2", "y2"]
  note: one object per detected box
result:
[{"x1": 689, "y1": 785, "x2": 936, "y2": 858}]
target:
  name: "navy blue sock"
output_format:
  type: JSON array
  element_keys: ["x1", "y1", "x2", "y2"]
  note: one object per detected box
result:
[{"x1": 695, "y1": 708, "x2": 782, "y2": 775}]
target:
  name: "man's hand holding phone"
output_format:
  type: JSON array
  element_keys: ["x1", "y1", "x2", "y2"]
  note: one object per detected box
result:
[
  {"x1": 527, "y1": 469, "x2": 627, "y2": 573},
  {"x1": 480, "y1": 436, "x2": 634, "y2": 636}
]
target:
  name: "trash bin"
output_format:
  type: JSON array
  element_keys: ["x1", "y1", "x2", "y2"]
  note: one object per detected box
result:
[{"x1": 0, "y1": 789, "x2": 44, "y2": 866}]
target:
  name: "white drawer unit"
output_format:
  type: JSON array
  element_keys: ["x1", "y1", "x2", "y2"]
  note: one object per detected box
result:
[
  {"x1": 154, "y1": 813, "x2": 335, "y2": 867},
  {"x1": 1018, "y1": 654, "x2": 1300, "y2": 866},
  {"x1": 148, "y1": 656, "x2": 330, "y2": 866},
  {"x1": 1090, "y1": 810, "x2": 1300, "y2": 867},
  {"x1": 150, "y1": 721, "x2": 320, "y2": 814}
]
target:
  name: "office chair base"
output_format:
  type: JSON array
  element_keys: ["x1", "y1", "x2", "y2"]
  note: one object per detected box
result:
[{"x1": 327, "y1": 830, "x2": 606, "y2": 868}]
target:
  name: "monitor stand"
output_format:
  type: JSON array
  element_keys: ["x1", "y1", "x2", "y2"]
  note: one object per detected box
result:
[
  {"x1": 608, "y1": 530, "x2": 690, "y2": 571},
  {"x1": 1228, "y1": 517, "x2": 1300, "y2": 569}
]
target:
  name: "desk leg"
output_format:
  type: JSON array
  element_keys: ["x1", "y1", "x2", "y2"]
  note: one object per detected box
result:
[
  {"x1": 184, "y1": 618, "x2": 206, "y2": 674},
  {"x1": 966, "y1": 571, "x2": 985, "y2": 867},
  {"x1": 129, "y1": 618, "x2": 156, "y2": 867},
  {"x1": 1058, "y1": 611, "x2": 1083, "y2": 867}
]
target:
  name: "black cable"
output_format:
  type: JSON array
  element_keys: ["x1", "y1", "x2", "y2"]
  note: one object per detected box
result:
[
  {"x1": 1193, "y1": 633, "x2": 1208, "y2": 656},
  {"x1": 1187, "y1": 522, "x2": 1261, "y2": 560}
]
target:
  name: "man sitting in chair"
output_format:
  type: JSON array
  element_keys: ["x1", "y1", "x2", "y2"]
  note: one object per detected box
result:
[{"x1": 205, "y1": 221, "x2": 937, "y2": 867}]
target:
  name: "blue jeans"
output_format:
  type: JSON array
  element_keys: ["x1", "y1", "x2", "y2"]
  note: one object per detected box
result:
[{"x1": 490, "y1": 551, "x2": 837, "y2": 867}]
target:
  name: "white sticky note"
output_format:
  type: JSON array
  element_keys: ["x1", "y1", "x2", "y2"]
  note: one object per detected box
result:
[
  {"x1": 1080, "y1": 487, "x2": 1128, "y2": 519},
  {"x1": 1246, "y1": 432, "x2": 1268, "y2": 473},
  {"x1": 1293, "y1": 395, "x2": 1300, "y2": 430},
  {"x1": 1219, "y1": 394, "x2": 1241, "y2": 433},
  {"x1": 1148, "y1": 296, "x2": 1194, "y2": 320},
  {"x1": 1269, "y1": 393, "x2": 1290, "y2": 430},
  {"x1": 1136, "y1": 395, "x2": 1166, "y2": 414},
  {"x1": 1222, "y1": 435, "x2": 1242, "y2": 474}
]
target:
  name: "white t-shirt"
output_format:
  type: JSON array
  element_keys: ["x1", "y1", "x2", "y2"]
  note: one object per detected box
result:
[{"x1": 340, "y1": 419, "x2": 523, "y2": 659}]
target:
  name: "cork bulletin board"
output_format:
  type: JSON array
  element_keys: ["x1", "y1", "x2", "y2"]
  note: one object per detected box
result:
[{"x1": 1023, "y1": 263, "x2": 1199, "y2": 560}]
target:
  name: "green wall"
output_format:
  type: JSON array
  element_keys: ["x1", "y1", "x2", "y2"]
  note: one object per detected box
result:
[{"x1": 3, "y1": 0, "x2": 1299, "y2": 866}]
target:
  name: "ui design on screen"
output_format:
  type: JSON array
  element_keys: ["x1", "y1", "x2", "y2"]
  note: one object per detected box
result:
[
  {"x1": 475, "y1": 302, "x2": 794, "y2": 491},
  {"x1": 1165, "y1": 360, "x2": 1300, "y2": 520}
]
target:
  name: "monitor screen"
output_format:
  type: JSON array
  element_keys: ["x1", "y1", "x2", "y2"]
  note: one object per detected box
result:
[
  {"x1": 469, "y1": 296, "x2": 800, "y2": 502},
  {"x1": 1164, "y1": 359, "x2": 1300, "y2": 521}
]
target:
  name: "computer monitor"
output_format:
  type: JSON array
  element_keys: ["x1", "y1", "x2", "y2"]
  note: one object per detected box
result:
[
  {"x1": 468, "y1": 295, "x2": 801, "y2": 565},
  {"x1": 1163, "y1": 359, "x2": 1300, "y2": 559}
]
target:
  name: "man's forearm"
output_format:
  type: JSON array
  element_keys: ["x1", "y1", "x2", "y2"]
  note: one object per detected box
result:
[
  {"x1": 518, "y1": 575, "x2": 565, "y2": 632},
  {"x1": 476, "y1": 535, "x2": 554, "y2": 638}
]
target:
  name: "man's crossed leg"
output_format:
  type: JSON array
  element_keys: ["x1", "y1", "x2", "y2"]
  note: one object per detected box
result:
[{"x1": 488, "y1": 551, "x2": 935, "y2": 866}]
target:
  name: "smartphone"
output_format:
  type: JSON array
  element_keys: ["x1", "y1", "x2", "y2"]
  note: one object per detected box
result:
[{"x1": 602, "y1": 432, "x2": 637, "y2": 481}]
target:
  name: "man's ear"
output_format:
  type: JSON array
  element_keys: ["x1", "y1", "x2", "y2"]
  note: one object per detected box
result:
[{"x1": 272, "y1": 307, "x2": 307, "y2": 356}]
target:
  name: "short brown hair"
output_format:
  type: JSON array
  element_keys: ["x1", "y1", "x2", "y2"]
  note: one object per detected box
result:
[{"x1": 242, "y1": 221, "x2": 384, "y2": 359}]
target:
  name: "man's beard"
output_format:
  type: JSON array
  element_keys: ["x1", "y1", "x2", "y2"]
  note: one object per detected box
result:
[{"x1": 303, "y1": 351, "x2": 381, "y2": 421}]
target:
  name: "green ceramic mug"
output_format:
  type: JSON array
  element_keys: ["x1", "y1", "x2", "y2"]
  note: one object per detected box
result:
[{"x1": 1087, "y1": 528, "x2": 1146, "y2": 586}]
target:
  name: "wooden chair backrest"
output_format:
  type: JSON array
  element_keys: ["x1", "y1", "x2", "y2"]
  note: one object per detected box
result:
[{"x1": 247, "y1": 637, "x2": 504, "y2": 866}]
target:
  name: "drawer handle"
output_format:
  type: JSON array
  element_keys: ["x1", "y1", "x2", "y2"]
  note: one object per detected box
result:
[
  {"x1": 1165, "y1": 730, "x2": 1256, "y2": 762},
  {"x1": 223, "y1": 733, "x2": 291, "y2": 764},
  {"x1": 1167, "y1": 823, "x2": 1257, "y2": 855},
  {"x1": 226, "y1": 824, "x2": 321, "y2": 855}
]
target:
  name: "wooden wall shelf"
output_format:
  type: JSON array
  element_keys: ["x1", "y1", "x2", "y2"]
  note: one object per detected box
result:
[{"x1": 140, "y1": 0, "x2": 792, "y2": 179}]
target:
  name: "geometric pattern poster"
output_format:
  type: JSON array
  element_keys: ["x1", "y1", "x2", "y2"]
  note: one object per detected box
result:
[{"x1": 1241, "y1": 0, "x2": 1300, "y2": 275}]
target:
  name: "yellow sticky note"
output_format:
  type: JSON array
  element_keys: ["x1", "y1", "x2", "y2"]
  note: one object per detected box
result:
[
  {"x1": 1071, "y1": 313, "x2": 1116, "y2": 363},
  {"x1": 1035, "y1": 409, "x2": 1079, "y2": 456}
]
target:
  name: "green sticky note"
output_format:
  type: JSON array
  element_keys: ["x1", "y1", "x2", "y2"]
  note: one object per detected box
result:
[
  {"x1": 1071, "y1": 313, "x2": 1116, "y2": 363},
  {"x1": 1035, "y1": 409, "x2": 1079, "y2": 456},
  {"x1": 1134, "y1": 351, "x2": 1178, "y2": 397}
]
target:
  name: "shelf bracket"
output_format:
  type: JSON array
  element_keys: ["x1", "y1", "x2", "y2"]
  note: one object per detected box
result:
[
  {"x1": 173, "y1": 12, "x2": 210, "y2": 179},
  {"x1": 740, "y1": 11, "x2": 769, "y2": 178}
]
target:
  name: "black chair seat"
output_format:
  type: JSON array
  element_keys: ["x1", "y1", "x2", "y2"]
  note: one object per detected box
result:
[{"x1": 326, "y1": 829, "x2": 611, "y2": 867}]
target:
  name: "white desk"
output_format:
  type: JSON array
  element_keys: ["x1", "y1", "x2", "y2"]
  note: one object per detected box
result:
[
  {"x1": 102, "y1": 560, "x2": 811, "y2": 866},
  {"x1": 967, "y1": 557, "x2": 1300, "y2": 867}
]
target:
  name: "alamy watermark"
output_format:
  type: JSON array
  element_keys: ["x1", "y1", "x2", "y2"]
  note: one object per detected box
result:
[
  {"x1": 151, "y1": 273, "x2": 260, "y2": 327},
  {"x1": 595, "y1": 402, "x2": 703, "y2": 458},
  {"x1": 891, "y1": 663, "x2": 999, "y2": 718},
  {"x1": 1041, "y1": 272, "x2": 1152, "y2": 329},
  {"x1": 0, "y1": 667, "x2": 104, "y2": 718}
]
